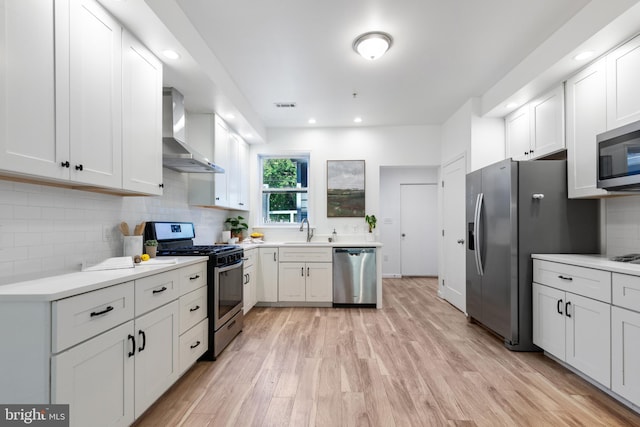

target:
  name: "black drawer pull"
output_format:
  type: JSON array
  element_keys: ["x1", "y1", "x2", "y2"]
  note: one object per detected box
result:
[
  {"x1": 558, "y1": 275, "x2": 573, "y2": 281},
  {"x1": 60, "y1": 161, "x2": 70, "y2": 168},
  {"x1": 152, "y1": 286, "x2": 167, "y2": 294},
  {"x1": 189, "y1": 275, "x2": 200, "y2": 280},
  {"x1": 75, "y1": 164, "x2": 83, "y2": 171},
  {"x1": 189, "y1": 305, "x2": 200, "y2": 312},
  {"x1": 557, "y1": 299, "x2": 563, "y2": 315},
  {"x1": 138, "y1": 329, "x2": 146, "y2": 352},
  {"x1": 190, "y1": 341, "x2": 201, "y2": 349},
  {"x1": 128, "y1": 334, "x2": 135, "y2": 357},
  {"x1": 90, "y1": 306, "x2": 114, "y2": 317}
]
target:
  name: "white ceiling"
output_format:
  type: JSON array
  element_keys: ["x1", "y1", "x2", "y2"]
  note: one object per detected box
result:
[{"x1": 101, "y1": 0, "x2": 640, "y2": 142}]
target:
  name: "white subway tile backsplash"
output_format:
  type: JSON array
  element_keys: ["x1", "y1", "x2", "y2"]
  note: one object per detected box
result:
[
  {"x1": 0, "y1": 172, "x2": 227, "y2": 281},
  {"x1": 606, "y1": 195, "x2": 640, "y2": 256}
]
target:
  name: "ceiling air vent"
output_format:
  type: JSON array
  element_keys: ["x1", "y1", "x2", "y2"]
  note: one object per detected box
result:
[{"x1": 274, "y1": 102, "x2": 297, "y2": 108}]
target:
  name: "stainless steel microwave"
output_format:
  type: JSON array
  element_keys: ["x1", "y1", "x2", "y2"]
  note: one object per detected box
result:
[{"x1": 597, "y1": 119, "x2": 640, "y2": 191}]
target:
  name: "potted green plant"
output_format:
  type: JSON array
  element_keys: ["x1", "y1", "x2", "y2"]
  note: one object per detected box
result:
[
  {"x1": 144, "y1": 239, "x2": 158, "y2": 258},
  {"x1": 365, "y1": 214, "x2": 377, "y2": 233},
  {"x1": 225, "y1": 215, "x2": 249, "y2": 241}
]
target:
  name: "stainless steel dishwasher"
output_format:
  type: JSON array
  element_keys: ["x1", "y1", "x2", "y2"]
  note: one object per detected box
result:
[{"x1": 333, "y1": 247, "x2": 376, "y2": 307}]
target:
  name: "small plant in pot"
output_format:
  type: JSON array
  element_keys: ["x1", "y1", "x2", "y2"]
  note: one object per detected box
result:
[
  {"x1": 365, "y1": 214, "x2": 377, "y2": 233},
  {"x1": 225, "y1": 215, "x2": 248, "y2": 241},
  {"x1": 144, "y1": 239, "x2": 158, "y2": 258}
]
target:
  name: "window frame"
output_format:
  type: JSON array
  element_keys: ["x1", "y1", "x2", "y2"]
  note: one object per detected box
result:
[{"x1": 258, "y1": 153, "x2": 311, "y2": 227}]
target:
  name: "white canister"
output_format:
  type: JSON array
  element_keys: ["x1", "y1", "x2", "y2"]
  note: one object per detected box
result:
[
  {"x1": 221, "y1": 230, "x2": 231, "y2": 243},
  {"x1": 123, "y1": 235, "x2": 143, "y2": 257}
]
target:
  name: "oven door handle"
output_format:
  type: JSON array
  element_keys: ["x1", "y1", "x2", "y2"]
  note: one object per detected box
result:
[{"x1": 216, "y1": 259, "x2": 243, "y2": 273}]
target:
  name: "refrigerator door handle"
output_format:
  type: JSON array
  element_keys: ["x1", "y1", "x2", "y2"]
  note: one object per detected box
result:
[{"x1": 473, "y1": 193, "x2": 484, "y2": 276}]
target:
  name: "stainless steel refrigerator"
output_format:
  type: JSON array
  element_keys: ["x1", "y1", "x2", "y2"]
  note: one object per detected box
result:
[{"x1": 466, "y1": 159, "x2": 599, "y2": 351}]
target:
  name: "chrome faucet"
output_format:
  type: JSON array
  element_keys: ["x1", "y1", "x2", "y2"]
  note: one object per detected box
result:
[{"x1": 299, "y1": 218, "x2": 314, "y2": 242}]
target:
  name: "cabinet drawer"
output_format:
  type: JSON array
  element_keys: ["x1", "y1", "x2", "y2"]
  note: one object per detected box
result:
[
  {"x1": 279, "y1": 247, "x2": 332, "y2": 262},
  {"x1": 613, "y1": 273, "x2": 640, "y2": 312},
  {"x1": 52, "y1": 281, "x2": 135, "y2": 353},
  {"x1": 243, "y1": 249, "x2": 257, "y2": 267},
  {"x1": 179, "y1": 318, "x2": 208, "y2": 375},
  {"x1": 135, "y1": 270, "x2": 180, "y2": 315},
  {"x1": 179, "y1": 286, "x2": 208, "y2": 334},
  {"x1": 533, "y1": 260, "x2": 611, "y2": 303},
  {"x1": 179, "y1": 262, "x2": 207, "y2": 295}
]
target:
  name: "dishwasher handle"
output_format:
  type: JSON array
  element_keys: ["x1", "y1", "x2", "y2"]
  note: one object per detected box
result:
[{"x1": 334, "y1": 248, "x2": 375, "y2": 256}]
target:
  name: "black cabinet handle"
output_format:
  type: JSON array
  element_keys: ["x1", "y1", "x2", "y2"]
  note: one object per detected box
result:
[
  {"x1": 60, "y1": 161, "x2": 70, "y2": 168},
  {"x1": 189, "y1": 305, "x2": 200, "y2": 312},
  {"x1": 557, "y1": 299, "x2": 563, "y2": 315},
  {"x1": 530, "y1": 149, "x2": 534, "y2": 154},
  {"x1": 565, "y1": 301, "x2": 572, "y2": 318},
  {"x1": 558, "y1": 275, "x2": 573, "y2": 281},
  {"x1": 90, "y1": 305, "x2": 114, "y2": 317},
  {"x1": 301, "y1": 267, "x2": 304, "y2": 277},
  {"x1": 189, "y1": 275, "x2": 200, "y2": 280},
  {"x1": 273, "y1": 253, "x2": 276, "y2": 262},
  {"x1": 159, "y1": 183, "x2": 164, "y2": 188},
  {"x1": 128, "y1": 334, "x2": 135, "y2": 357},
  {"x1": 75, "y1": 164, "x2": 83, "y2": 171},
  {"x1": 152, "y1": 286, "x2": 167, "y2": 294},
  {"x1": 138, "y1": 330, "x2": 146, "y2": 352},
  {"x1": 524, "y1": 151, "x2": 529, "y2": 155},
  {"x1": 307, "y1": 267, "x2": 310, "y2": 277},
  {"x1": 190, "y1": 341, "x2": 201, "y2": 349}
]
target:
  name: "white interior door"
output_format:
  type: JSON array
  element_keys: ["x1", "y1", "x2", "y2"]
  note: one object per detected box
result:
[
  {"x1": 442, "y1": 156, "x2": 466, "y2": 312},
  {"x1": 400, "y1": 184, "x2": 438, "y2": 276}
]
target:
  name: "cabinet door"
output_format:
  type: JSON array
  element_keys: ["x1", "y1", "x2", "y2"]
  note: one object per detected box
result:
[
  {"x1": 565, "y1": 292, "x2": 611, "y2": 387},
  {"x1": 505, "y1": 105, "x2": 531, "y2": 161},
  {"x1": 305, "y1": 262, "x2": 332, "y2": 302},
  {"x1": 278, "y1": 262, "x2": 306, "y2": 301},
  {"x1": 607, "y1": 35, "x2": 640, "y2": 129},
  {"x1": 228, "y1": 133, "x2": 241, "y2": 209},
  {"x1": 530, "y1": 85, "x2": 565, "y2": 159},
  {"x1": 612, "y1": 306, "x2": 640, "y2": 406},
  {"x1": 566, "y1": 59, "x2": 608, "y2": 198},
  {"x1": 52, "y1": 320, "x2": 134, "y2": 427},
  {"x1": 532, "y1": 283, "x2": 566, "y2": 360},
  {"x1": 122, "y1": 31, "x2": 163, "y2": 195},
  {"x1": 257, "y1": 248, "x2": 278, "y2": 302},
  {"x1": 243, "y1": 262, "x2": 257, "y2": 314},
  {"x1": 69, "y1": 0, "x2": 122, "y2": 188},
  {"x1": 238, "y1": 138, "x2": 250, "y2": 210},
  {"x1": 134, "y1": 300, "x2": 179, "y2": 418},
  {"x1": 0, "y1": 0, "x2": 69, "y2": 180},
  {"x1": 214, "y1": 116, "x2": 229, "y2": 206}
]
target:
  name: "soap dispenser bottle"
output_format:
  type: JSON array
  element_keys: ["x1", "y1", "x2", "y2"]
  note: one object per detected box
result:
[{"x1": 331, "y1": 228, "x2": 337, "y2": 242}]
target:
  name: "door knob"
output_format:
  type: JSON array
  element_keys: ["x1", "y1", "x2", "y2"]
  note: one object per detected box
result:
[
  {"x1": 401, "y1": 233, "x2": 406, "y2": 237},
  {"x1": 457, "y1": 239, "x2": 465, "y2": 244}
]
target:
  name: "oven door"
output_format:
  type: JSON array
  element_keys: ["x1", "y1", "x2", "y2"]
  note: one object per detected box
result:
[{"x1": 214, "y1": 260, "x2": 243, "y2": 331}]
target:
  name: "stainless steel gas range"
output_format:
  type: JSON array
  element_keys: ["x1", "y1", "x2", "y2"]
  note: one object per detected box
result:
[{"x1": 144, "y1": 221, "x2": 243, "y2": 360}]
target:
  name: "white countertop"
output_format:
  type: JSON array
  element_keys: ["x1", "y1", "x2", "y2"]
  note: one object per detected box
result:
[
  {"x1": 0, "y1": 256, "x2": 208, "y2": 302},
  {"x1": 240, "y1": 241, "x2": 383, "y2": 250},
  {"x1": 532, "y1": 253, "x2": 640, "y2": 276}
]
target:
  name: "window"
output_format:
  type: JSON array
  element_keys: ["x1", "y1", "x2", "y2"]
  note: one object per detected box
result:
[{"x1": 259, "y1": 154, "x2": 309, "y2": 225}]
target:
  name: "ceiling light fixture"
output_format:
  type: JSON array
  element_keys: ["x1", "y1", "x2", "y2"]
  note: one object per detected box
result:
[
  {"x1": 505, "y1": 102, "x2": 519, "y2": 109},
  {"x1": 574, "y1": 51, "x2": 595, "y2": 61},
  {"x1": 353, "y1": 31, "x2": 393, "y2": 60},
  {"x1": 308, "y1": 118, "x2": 316, "y2": 124},
  {"x1": 162, "y1": 49, "x2": 180, "y2": 60},
  {"x1": 354, "y1": 117, "x2": 363, "y2": 123}
]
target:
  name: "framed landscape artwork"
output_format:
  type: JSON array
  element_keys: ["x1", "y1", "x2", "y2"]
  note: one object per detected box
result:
[{"x1": 327, "y1": 160, "x2": 365, "y2": 217}]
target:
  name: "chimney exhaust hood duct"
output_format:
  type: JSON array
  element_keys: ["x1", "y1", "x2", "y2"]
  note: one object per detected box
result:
[{"x1": 162, "y1": 87, "x2": 224, "y2": 173}]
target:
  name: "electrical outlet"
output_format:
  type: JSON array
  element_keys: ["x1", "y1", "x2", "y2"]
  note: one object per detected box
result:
[{"x1": 102, "y1": 225, "x2": 112, "y2": 241}]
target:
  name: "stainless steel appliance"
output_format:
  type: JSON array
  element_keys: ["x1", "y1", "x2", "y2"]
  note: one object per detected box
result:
[
  {"x1": 597, "y1": 118, "x2": 640, "y2": 191},
  {"x1": 144, "y1": 221, "x2": 243, "y2": 360},
  {"x1": 466, "y1": 159, "x2": 599, "y2": 351},
  {"x1": 333, "y1": 247, "x2": 376, "y2": 307}
]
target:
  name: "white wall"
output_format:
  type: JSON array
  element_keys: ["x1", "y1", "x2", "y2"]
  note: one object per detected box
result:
[
  {"x1": 0, "y1": 169, "x2": 228, "y2": 281},
  {"x1": 249, "y1": 125, "x2": 441, "y2": 243},
  {"x1": 379, "y1": 167, "x2": 439, "y2": 277}
]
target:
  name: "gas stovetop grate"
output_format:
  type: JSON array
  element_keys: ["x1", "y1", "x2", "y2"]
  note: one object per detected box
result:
[{"x1": 610, "y1": 253, "x2": 640, "y2": 263}]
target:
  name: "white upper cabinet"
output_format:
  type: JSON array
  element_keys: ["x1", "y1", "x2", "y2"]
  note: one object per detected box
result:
[
  {"x1": 214, "y1": 115, "x2": 230, "y2": 206},
  {"x1": 69, "y1": 0, "x2": 122, "y2": 188},
  {"x1": 566, "y1": 59, "x2": 608, "y2": 199},
  {"x1": 505, "y1": 105, "x2": 531, "y2": 161},
  {"x1": 607, "y1": 35, "x2": 640, "y2": 129},
  {"x1": 122, "y1": 31, "x2": 163, "y2": 195},
  {"x1": 505, "y1": 85, "x2": 565, "y2": 161},
  {"x1": 0, "y1": 0, "x2": 68, "y2": 180}
]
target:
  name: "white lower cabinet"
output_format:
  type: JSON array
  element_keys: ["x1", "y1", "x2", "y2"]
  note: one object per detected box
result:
[
  {"x1": 278, "y1": 247, "x2": 332, "y2": 303},
  {"x1": 257, "y1": 247, "x2": 278, "y2": 303},
  {"x1": 243, "y1": 248, "x2": 257, "y2": 313},
  {"x1": 612, "y1": 306, "x2": 640, "y2": 405}
]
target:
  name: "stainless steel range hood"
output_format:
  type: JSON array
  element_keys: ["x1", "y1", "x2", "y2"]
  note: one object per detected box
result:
[{"x1": 162, "y1": 87, "x2": 224, "y2": 173}]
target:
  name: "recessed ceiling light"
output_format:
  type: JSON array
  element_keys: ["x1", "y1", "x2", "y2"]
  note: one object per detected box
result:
[
  {"x1": 574, "y1": 51, "x2": 595, "y2": 61},
  {"x1": 354, "y1": 117, "x2": 363, "y2": 123},
  {"x1": 162, "y1": 49, "x2": 180, "y2": 60},
  {"x1": 226, "y1": 113, "x2": 235, "y2": 120},
  {"x1": 243, "y1": 133, "x2": 252, "y2": 139},
  {"x1": 505, "y1": 102, "x2": 519, "y2": 109},
  {"x1": 353, "y1": 31, "x2": 393, "y2": 60},
  {"x1": 308, "y1": 118, "x2": 316, "y2": 124}
]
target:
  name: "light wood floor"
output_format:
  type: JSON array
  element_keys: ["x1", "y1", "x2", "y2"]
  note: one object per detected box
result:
[{"x1": 134, "y1": 277, "x2": 640, "y2": 426}]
